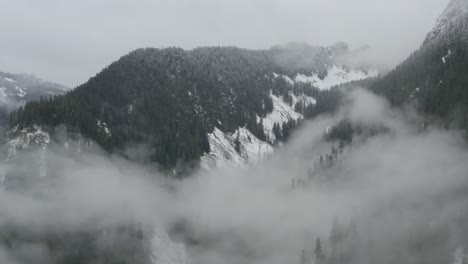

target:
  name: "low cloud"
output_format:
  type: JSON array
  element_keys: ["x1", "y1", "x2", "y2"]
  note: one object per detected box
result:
[{"x1": 1, "y1": 89, "x2": 467, "y2": 264}]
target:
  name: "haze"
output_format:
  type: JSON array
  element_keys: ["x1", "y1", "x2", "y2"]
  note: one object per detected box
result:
[
  {"x1": 0, "y1": 0, "x2": 449, "y2": 87},
  {"x1": 2, "y1": 89, "x2": 468, "y2": 264}
]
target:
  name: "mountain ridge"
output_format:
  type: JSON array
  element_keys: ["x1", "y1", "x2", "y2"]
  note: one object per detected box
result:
[
  {"x1": 371, "y1": 0, "x2": 468, "y2": 131},
  {"x1": 7, "y1": 44, "x2": 377, "y2": 170},
  {"x1": 424, "y1": 0, "x2": 468, "y2": 45}
]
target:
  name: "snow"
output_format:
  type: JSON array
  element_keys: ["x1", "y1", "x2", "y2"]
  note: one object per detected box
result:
[
  {"x1": 442, "y1": 49, "x2": 452, "y2": 64},
  {"x1": 237, "y1": 127, "x2": 274, "y2": 163},
  {"x1": 201, "y1": 90, "x2": 316, "y2": 168},
  {"x1": 410, "y1": 87, "x2": 421, "y2": 100},
  {"x1": 201, "y1": 127, "x2": 243, "y2": 168},
  {"x1": 97, "y1": 120, "x2": 112, "y2": 138},
  {"x1": 262, "y1": 93, "x2": 304, "y2": 142},
  {"x1": 4, "y1": 77, "x2": 15, "y2": 82},
  {"x1": 294, "y1": 65, "x2": 378, "y2": 90},
  {"x1": 149, "y1": 228, "x2": 188, "y2": 264},
  {"x1": 291, "y1": 92, "x2": 316, "y2": 107},
  {"x1": 273, "y1": 72, "x2": 295, "y2": 85},
  {"x1": 15, "y1": 86, "x2": 26, "y2": 97},
  {"x1": 200, "y1": 127, "x2": 273, "y2": 169},
  {"x1": 202, "y1": 64, "x2": 369, "y2": 168},
  {"x1": 7, "y1": 126, "x2": 50, "y2": 159}
]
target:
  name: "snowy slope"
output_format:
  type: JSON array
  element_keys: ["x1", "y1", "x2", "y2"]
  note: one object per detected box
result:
[
  {"x1": 262, "y1": 94, "x2": 304, "y2": 142},
  {"x1": 201, "y1": 90, "x2": 317, "y2": 169},
  {"x1": 201, "y1": 127, "x2": 274, "y2": 169},
  {"x1": 294, "y1": 65, "x2": 378, "y2": 90},
  {"x1": 200, "y1": 63, "x2": 377, "y2": 169}
]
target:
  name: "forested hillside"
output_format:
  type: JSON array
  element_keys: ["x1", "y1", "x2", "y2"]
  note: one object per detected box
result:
[
  {"x1": 9, "y1": 44, "x2": 373, "y2": 169},
  {"x1": 371, "y1": 0, "x2": 468, "y2": 130}
]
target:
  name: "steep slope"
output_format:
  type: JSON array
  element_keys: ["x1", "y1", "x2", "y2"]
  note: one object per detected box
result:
[
  {"x1": 8, "y1": 45, "x2": 377, "y2": 170},
  {"x1": 424, "y1": 0, "x2": 468, "y2": 45},
  {"x1": 371, "y1": 0, "x2": 468, "y2": 129}
]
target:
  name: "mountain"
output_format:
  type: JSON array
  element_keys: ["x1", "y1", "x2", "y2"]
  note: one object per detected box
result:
[
  {"x1": 371, "y1": 0, "x2": 468, "y2": 130},
  {"x1": 2, "y1": 2, "x2": 468, "y2": 264},
  {"x1": 424, "y1": 0, "x2": 468, "y2": 45},
  {"x1": 0, "y1": 72, "x2": 68, "y2": 109},
  {"x1": 0, "y1": 71, "x2": 69, "y2": 126},
  {"x1": 7, "y1": 44, "x2": 377, "y2": 171}
]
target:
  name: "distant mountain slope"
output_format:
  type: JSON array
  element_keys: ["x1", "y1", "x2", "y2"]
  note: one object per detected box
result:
[
  {"x1": 0, "y1": 72, "x2": 68, "y2": 110},
  {"x1": 371, "y1": 0, "x2": 468, "y2": 129},
  {"x1": 0, "y1": 71, "x2": 68, "y2": 125},
  {"x1": 8, "y1": 44, "x2": 377, "y2": 170}
]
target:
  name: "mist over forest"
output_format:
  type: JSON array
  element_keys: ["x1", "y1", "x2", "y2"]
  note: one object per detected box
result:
[{"x1": 1, "y1": 0, "x2": 468, "y2": 263}]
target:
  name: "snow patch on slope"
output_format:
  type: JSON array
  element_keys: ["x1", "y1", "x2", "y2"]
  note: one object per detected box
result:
[
  {"x1": 15, "y1": 86, "x2": 26, "y2": 98},
  {"x1": 294, "y1": 65, "x2": 378, "y2": 90},
  {"x1": 291, "y1": 92, "x2": 316, "y2": 109},
  {"x1": 262, "y1": 94, "x2": 303, "y2": 142},
  {"x1": 273, "y1": 72, "x2": 295, "y2": 85},
  {"x1": 201, "y1": 127, "x2": 273, "y2": 169},
  {"x1": 4, "y1": 77, "x2": 15, "y2": 83},
  {"x1": 97, "y1": 120, "x2": 112, "y2": 138},
  {"x1": 202, "y1": 91, "x2": 316, "y2": 168},
  {"x1": 442, "y1": 49, "x2": 452, "y2": 64}
]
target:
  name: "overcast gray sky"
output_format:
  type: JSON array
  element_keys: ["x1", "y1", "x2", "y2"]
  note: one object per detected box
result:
[{"x1": 0, "y1": 0, "x2": 450, "y2": 87}]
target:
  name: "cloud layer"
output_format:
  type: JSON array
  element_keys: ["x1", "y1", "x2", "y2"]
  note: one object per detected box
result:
[{"x1": 1, "y1": 89, "x2": 468, "y2": 263}]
